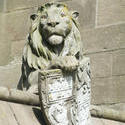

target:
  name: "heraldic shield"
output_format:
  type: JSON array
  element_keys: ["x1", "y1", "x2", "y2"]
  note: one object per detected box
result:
[{"x1": 38, "y1": 57, "x2": 91, "y2": 125}]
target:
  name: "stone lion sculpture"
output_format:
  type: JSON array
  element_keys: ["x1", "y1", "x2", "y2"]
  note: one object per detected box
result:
[
  {"x1": 18, "y1": 2, "x2": 91, "y2": 125},
  {"x1": 18, "y1": 2, "x2": 82, "y2": 92}
]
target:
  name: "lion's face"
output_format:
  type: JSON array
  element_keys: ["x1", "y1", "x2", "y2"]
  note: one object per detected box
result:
[{"x1": 39, "y1": 3, "x2": 72, "y2": 46}]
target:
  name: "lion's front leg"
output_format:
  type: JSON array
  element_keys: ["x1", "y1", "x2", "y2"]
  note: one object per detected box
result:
[
  {"x1": 49, "y1": 56, "x2": 79, "y2": 72},
  {"x1": 26, "y1": 70, "x2": 39, "y2": 94}
]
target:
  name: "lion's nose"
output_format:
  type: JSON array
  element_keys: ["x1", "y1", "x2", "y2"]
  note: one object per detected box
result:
[{"x1": 47, "y1": 22, "x2": 59, "y2": 27}]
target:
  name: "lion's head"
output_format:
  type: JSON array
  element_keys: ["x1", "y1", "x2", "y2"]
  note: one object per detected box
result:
[
  {"x1": 23, "y1": 2, "x2": 81, "y2": 70},
  {"x1": 39, "y1": 3, "x2": 72, "y2": 46}
]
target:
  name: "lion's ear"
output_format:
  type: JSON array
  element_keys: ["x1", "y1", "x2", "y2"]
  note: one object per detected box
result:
[
  {"x1": 72, "y1": 11, "x2": 79, "y2": 19},
  {"x1": 30, "y1": 14, "x2": 38, "y2": 21}
]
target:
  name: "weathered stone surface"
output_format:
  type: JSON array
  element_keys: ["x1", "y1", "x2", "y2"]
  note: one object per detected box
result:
[
  {"x1": 2, "y1": 0, "x2": 37, "y2": 12},
  {"x1": 112, "y1": 49, "x2": 125, "y2": 76},
  {"x1": 0, "y1": 100, "x2": 124, "y2": 125},
  {"x1": 0, "y1": 13, "x2": 6, "y2": 41},
  {"x1": 88, "y1": 53, "x2": 112, "y2": 78},
  {"x1": 107, "y1": 103, "x2": 125, "y2": 111},
  {"x1": 0, "y1": 0, "x2": 4, "y2": 12},
  {"x1": 0, "y1": 100, "x2": 123, "y2": 125},
  {"x1": 0, "y1": 62, "x2": 21, "y2": 88},
  {"x1": 0, "y1": 41, "x2": 11, "y2": 66},
  {"x1": 92, "y1": 75, "x2": 125, "y2": 104},
  {"x1": 91, "y1": 77, "x2": 116, "y2": 104},
  {"x1": 66, "y1": 0, "x2": 96, "y2": 30},
  {"x1": 112, "y1": 75, "x2": 125, "y2": 103},
  {"x1": 100, "y1": 118, "x2": 125, "y2": 125},
  {"x1": 0, "y1": 101, "x2": 18, "y2": 125},
  {"x1": 11, "y1": 40, "x2": 25, "y2": 59},
  {"x1": 0, "y1": 14, "x2": 10, "y2": 63},
  {"x1": 97, "y1": 0, "x2": 125, "y2": 26},
  {"x1": 0, "y1": 8, "x2": 36, "y2": 42},
  {"x1": 91, "y1": 117, "x2": 125, "y2": 125},
  {"x1": 91, "y1": 117, "x2": 103, "y2": 125},
  {"x1": 9, "y1": 103, "x2": 42, "y2": 125},
  {"x1": 81, "y1": 23, "x2": 125, "y2": 54}
]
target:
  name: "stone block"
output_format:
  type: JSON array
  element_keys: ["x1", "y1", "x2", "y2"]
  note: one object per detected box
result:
[
  {"x1": 0, "y1": 41, "x2": 11, "y2": 66},
  {"x1": 112, "y1": 49, "x2": 125, "y2": 76},
  {"x1": 92, "y1": 75, "x2": 125, "y2": 104},
  {"x1": 112, "y1": 75, "x2": 125, "y2": 103},
  {"x1": 0, "y1": 62, "x2": 21, "y2": 89},
  {"x1": 3, "y1": 0, "x2": 37, "y2": 12},
  {"x1": 0, "y1": 0, "x2": 4, "y2": 12},
  {"x1": 81, "y1": 23, "x2": 125, "y2": 54},
  {"x1": 91, "y1": 77, "x2": 117, "y2": 104},
  {"x1": 0, "y1": 8, "x2": 36, "y2": 42},
  {"x1": 10, "y1": 40, "x2": 25, "y2": 59},
  {"x1": 97, "y1": 0, "x2": 125, "y2": 26},
  {"x1": 88, "y1": 53, "x2": 112, "y2": 78}
]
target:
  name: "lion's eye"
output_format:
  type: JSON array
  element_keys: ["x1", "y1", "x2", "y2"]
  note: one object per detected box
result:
[
  {"x1": 41, "y1": 15, "x2": 47, "y2": 19},
  {"x1": 61, "y1": 12, "x2": 66, "y2": 17}
]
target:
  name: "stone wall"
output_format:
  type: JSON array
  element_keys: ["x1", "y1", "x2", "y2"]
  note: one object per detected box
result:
[{"x1": 0, "y1": 0, "x2": 125, "y2": 105}]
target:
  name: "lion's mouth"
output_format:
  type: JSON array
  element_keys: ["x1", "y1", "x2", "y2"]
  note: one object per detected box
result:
[
  {"x1": 49, "y1": 32, "x2": 65, "y2": 38},
  {"x1": 48, "y1": 34, "x2": 64, "y2": 45}
]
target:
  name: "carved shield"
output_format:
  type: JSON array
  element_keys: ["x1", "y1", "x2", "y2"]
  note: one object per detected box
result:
[
  {"x1": 38, "y1": 69, "x2": 75, "y2": 125},
  {"x1": 38, "y1": 58, "x2": 91, "y2": 125}
]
